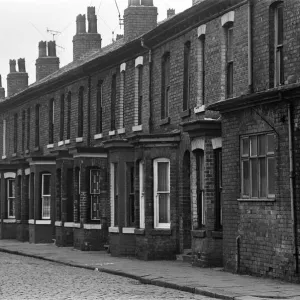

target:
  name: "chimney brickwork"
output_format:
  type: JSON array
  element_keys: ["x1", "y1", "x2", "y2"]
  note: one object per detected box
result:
[
  {"x1": 7, "y1": 58, "x2": 28, "y2": 97},
  {"x1": 124, "y1": 0, "x2": 157, "y2": 42},
  {"x1": 73, "y1": 7, "x2": 102, "y2": 61},
  {"x1": 36, "y1": 41, "x2": 60, "y2": 82},
  {"x1": 167, "y1": 9, "x2": 175, "y2": 18},
  {"x1": 0, "y1": 75, "x2": 5, "y2": 100}
]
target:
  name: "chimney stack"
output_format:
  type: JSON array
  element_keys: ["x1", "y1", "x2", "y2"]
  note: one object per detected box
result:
[
  {"x1": 124, "y1": 0, "x2": 157, "y2": 41},
  {"x1": 167, "y1": 9, "x2": 175, "y2": 18},
  {"x1": 0, "y1": 75, "x2": 5, "y2": 100},
  {"x1": 36, "y1": 41, "x2": 60, "y2": 81},
  {"x1": 73, "y1": 7, "x2": 102, "y2": 61},
  {"x1": 7, "y1": 58, "x2": 29, "y2": 97}
]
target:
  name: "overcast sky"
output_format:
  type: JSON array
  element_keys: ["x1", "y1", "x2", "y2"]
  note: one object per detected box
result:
[{"x1": 0, "y1": 0, "x2": 192, "y2": 88}]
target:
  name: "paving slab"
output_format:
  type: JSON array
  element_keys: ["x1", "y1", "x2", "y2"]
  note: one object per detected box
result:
[{"x1": 0, "y1": 240, "x2": 300, "y2": 300}]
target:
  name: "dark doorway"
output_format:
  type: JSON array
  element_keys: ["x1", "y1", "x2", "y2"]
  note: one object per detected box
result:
[
  {"x1": 66, "y1": 168, "x2": 74, "y2": 222},
  {"x1": 215, "y1": 149, "x2": 222, "y2": 230}
]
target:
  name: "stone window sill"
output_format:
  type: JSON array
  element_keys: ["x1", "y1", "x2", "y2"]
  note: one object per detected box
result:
[
  {"x1": 94, "y1": 133, "x2": 103, "y2": 140},
  {"x1": 1, "y1": 155, "x2": 6, "y2": 160},
  {"x1": 122, "y1": 227, "x2": 135, "y2": 234},
  {"x1": 47, "y1": 144, "x2": 54, "y2": 149},
  {"x1": 160, "y1": 117, "x2": 170, "y2": 126},
  {"x1": 64, "y1": 139, "x2": 71, "y2": 145},
  {"x1": 55, "y1": 221, "x2": 62, "y2": 227},
  {"x1": 191, "y1": 230, "x2": 206, "y2": 238},
  {"x1": 132, "y1": 125, "x2": 143, "y2": 132},
  {"x1": 76, "y1": 137, "x2": 83, "y2": 143},
  {"x1": 109, "y1": 227, "x2": 119, "y2": 233},
  {"x1": 194, "y1": 105, "x2": 206, "y2": 114},
  {"x1": 3, "y1": 219, "x2": 16, "y2": 223},
  {"x1": 109, "y1": 130, "x2": 116, "y2": 136},
  {"x1": 117, "y1": 128, "x2": 126, "y2": 135},
  {"x1": 84, "y1": 224, "x2": 102, "y2": 230},
  {"x1": 58, "y1": 141, "x2": 64, "y2": 147},
  {"x1": 28, "y1": 219, "x2": 35, "y2": 225},
  {"x1": 149, "y1": 229, "x2": 172, "y2": 236},
  {"x1": 180, "y1": 109, "x2": 190, "y2": 119},
  {"x1": 36, "y1": 220, "x2": 51, "y2": 225}
]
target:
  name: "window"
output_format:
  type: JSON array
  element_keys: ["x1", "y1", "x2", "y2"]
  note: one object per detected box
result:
[
  {"x1": 60, "y1": 94, "x2": 64, "y2": 141},
  {"x1": 199, "y1": 35, "x2": 205, "y2": 105},
  {"x1": 119, "y1": 70, "x2": 125, "y2": 129},
  {"x1": 226, "y1": 25, "x2": 233, "y2": 98},
  {"x1": 35, "y1": 104, "x2": 40, "y2": 147},
  {"x1": 137, "y1": 66, "x2": 143, "y2": 125},
  {"x1": 195, "y1": 150, "x2": 205, "y2": 227},
  {"x1": 49, "y1": 99, "x2": 54, "y2": 144},
  {"x1": 161, "y1": 53, "x2": 170, "y2": 119},
  {"x1": 134, "y1": 57, "x2": 144, "y2": 128},
  {"x1": 67, "y1": 92, "x2": 71, "y2": 140},
  {"x1": 183, "y1": 41, "x2": 191, "y2": 111},
  {"x1": 96, "y1": 81, "x2": 103, "y2": 134},
  {"x1": 241, "y1": 133, "x2": 275, "y2": 199},
  {"x1": 126, "y1": 163, "x2": 135, "y2": 227},
  {"x1": 111, "y1": 75, "x2": 117, "y2": 131},
  {"x1": 90, "y1": 169, "x2": 101, "y2": 220},
  {"x1": 41, "y1": 174, "x2": 51, "y2": 219},
  {"x1": 7, "y1": 179, "x2": 15, "y2": 218},
  {"x1": 139, "y1": 161, "x2": 145, "y2": 229},
  {"x1": 27, "y1": 108, "x2": 30, "y2": 150},
  {"x1": 14, "y1": 113, "x2": 18, "y2": 153},
  {"x1": 2, "y1": 119, "x2": 6, "y2": 157},
  {"x1": 22, "y1": 110, "x2": 25, "y2": 152},
  {"x1": 153, "y1": 158, "x2": 170, "y2": 228},
  {"x1": 111, "y1": 163, "x2": 118, "y2": 227},
  {"x1": 78, "y1": 87, "x2": 84, "y2": 137}
]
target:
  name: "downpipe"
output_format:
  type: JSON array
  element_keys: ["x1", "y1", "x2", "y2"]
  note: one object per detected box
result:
[{"x1": 236, "y1": 235, "x2": 241, "y2": 273}]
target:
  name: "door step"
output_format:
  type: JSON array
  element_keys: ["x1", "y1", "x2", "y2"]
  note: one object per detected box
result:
[{"x1": 176, "y1": 249, "x2": 194, "y2": 262}]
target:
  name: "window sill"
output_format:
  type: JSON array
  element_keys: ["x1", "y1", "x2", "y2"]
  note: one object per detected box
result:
[
  {"x1": 73, "y1": 223, "x2": 81, "y2": 228},
  {"x1": 12, "y1": 153, "x2": 17, "y2": 157},
  {"x1": 84, "y1": 224, "x2": 102, "y2": 230},
  {"x1": 64, "y1": 139, "x2": 71, "y2": 145},
  {"x1": 58, "y1": 141, "x2": 64, "y2": 147},
  {"x1": 64, "y1": 222, "x2": 76, "y2": 228},
  {"x1": 55, "y1": 221, "x2": 62, "y2": 227},
  {"x1": 194, "y1": 105, "x2": 206, "y2": 114},
  {"x1": 1, "y1": 155, "x2": 6, "y2": 160},
  {"x1": 36, "y1": 220, "x2": 51, "y2": 225},
  {"x1": 237, "y1": 198, "x2": 276, "y2": 202},
  {"x1": 180, "y1": 109, "x2": 190, "y2": 119},
  {"x1": 28, "y1": 219, "x2": 35, "y2": 225},
  {"x1": 109, "y1": 227, "x2": 119, "y2": 233},
  {"x1": 76, "y1": 137, "x2": 83, "y2": 143},
  {"x1": 3, "y1": 219, "x2": 16, "y2": 223},
  {"x1": 47, "y1": 144, "x2": 54, "y2": 149},
  {"x1": 132, "y1": 125, "x2": 143, "y2": 132},
  {"x1": 94, "y1": 133, "x2": 103, "y2": 140},
  {"x1": 159, "y1": 117, "x2": 170, "y2": 126},
  {"x1": 150, "y1": 229, "x2": 172, "y2": 236},
  {"x1": 109, "y1": 130, "x2": 116, "y2": 136},
  {"x1": 191, "y1": 230, "x2": 206, "y2": 238},
  {"x1": 117, "y1": 128, "x2": 126, "y2": 135},
  {"x1": 122, "y1": 227, "x2": 135, "y2": 234}
]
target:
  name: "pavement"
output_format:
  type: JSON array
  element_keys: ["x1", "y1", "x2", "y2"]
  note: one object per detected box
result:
[{"x1": 0, "y1": 240, "x2": 300, "y2": 300}]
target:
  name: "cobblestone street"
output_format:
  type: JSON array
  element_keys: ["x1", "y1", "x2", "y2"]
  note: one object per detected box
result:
[{"x1": 0, "y1": 253, "x2": 216, "y2": 300}]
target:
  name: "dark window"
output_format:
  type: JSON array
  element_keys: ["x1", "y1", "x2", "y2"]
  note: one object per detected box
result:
[
  {"x1": 126, "y1": 163, "x2": 135, "y2": 227},
  {"x1": 200, "y1": 36, "x2": 205, "y2": 104},
  {"x1": 195, "y1": 150, "x2": 205, "y2": 228},
  {"x1": 60, "y1": 94, "x2": 64, "y2": 141},
  {"x1": 14, "y1": 113, "x2": 18, "y2": 153},
  {"x1": 111, "y1": 75, "x2": 117, "y2": 131},
  {"x1": 22, "y1": 110, "x2": 25, "y2": 152},
  {"x1": 35, "y1": 105, "x2": 40, "y2": 147},
  {"x1": 183, "y1": 41, "x2": 191, "y2": 111},
  {"x1": 137, "y1": 66, "x2": 143, "y2": 125},
  {"x1": 113, "y1": 163, "x2": 118, "y2": 226},
  {"x1": 96, "y1": 81, "x2": 103, "y2": 134},
  {"x1": 161, "y1": 53, "x2": 170, "y2": 119},
  {"x1": 226, "y1": 26, "x2": 233, "y2": 98},
  {"x1": 275, "y1": 3, "x2": 284, "y2": 86},
  {"x1": 67, "y1": 92, "x2": 71, "y2": 140},
  {"x1": 215, "y1": 149, "x2": 222, "y2": 230},
  {"x1": 78, "y1": 87, "x2": 84, "y2": 137},
  {"x1": 27, "y1": 108, "x2": 30, "y2": 150},
  {"x1": 49, "y1": 99, "x2": 54, "y2": 144}
]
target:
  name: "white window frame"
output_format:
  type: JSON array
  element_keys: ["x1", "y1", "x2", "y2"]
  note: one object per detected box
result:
[
  {"x1": 7, "y1": 179, "x2": 15, "y2": 219},
  {"x1": 153, "y1": 158, "x2": 171, "y2": 229},
  {"x1": 41, "y1": 174, "x2": 51, "y2": 219},
  {"x1": 139, "y1": 161, "x2": 145, "y2": 229}
]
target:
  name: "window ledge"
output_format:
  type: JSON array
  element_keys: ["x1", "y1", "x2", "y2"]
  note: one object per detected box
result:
[
  {"x1": 150, "y1": 229, "x2": 172, "y2": 236},
  {"x1": 64, "y1": 222, "x2": 76, "y2": 228},
  {"x1": 12, "y1": 153, "x2": 17, "y2": 157},
  {"x1": 122, "y1": 227, "x2": 135, "y2": 234},
  {"x1": 94, "y1": 133, "x2": 103, "y2": 140},
  {"x1": 36, "y1": 220, "x2": 51, "y2": 225},
  {"x1": 55, "y1": 221, "x2": 62, "y2": 227},
  {"x1": 109, "y1": 130, "x2": 116, "y2": 136},
  {"x1": 1, "y1": 155, "x2": 6, "y2": 160},
  {"x1": 194, "y1": 105, "x2": 206, "y2": 114},
  {"x1": 28, "y1": 219, "x2": 35, "y2": 225},
  {"x1": 76, "y1": 137, "x2": 83, "y2": 143},
  {"x1": 84, "y1": 224, "x2": 102, "y2": 230},
  {"x1": 117, "y1": 128, "x2": 126, "y2": 135},
  {"x1": 180, "y1": 109, "x2": 191, "y2": 119},
  {"x1": 135, "y1": 228, "x2": 145, "y2": 235},
  {"x1": 47, "y1": 144, "x2": 54, "y2": 149},
  {"x1": 64, "y1": 139, "x2": 71, "y2": 145},
  {"x1": 73, "y1": 223, "x2": 81, "y2": 228},
  {"x1": 3, "y1": 219, "x2": 16, "y2": 223},
  {"x1": 212, "y1": 231, "x2": 223, "y2": 239},
  {"x1": 159, "y1": 117, "x2": 170, "y2": 126},
  {"x1": 58, "y1": 141, "x2": 64, "y2": 147},
  {"x1": 109, "y1": 227, "x2": 119, "y2": 233},
  {"x1": 237, "y1": 198, "x2": 276, "y2": 202},
  {"x1": 132, "y1": 125, "x2": 143, "y2": 132},
  {"x1": 191, "y1": 230, "x2": 206, "y2": 238}
]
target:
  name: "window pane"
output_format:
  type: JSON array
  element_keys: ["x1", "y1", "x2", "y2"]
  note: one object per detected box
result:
[
  {"x1": 277, "y1": 6, "x2": 283, "y2": 45},
  {"x1": 9, "y1": 199, "x2": 15, "y2": 217},
  {"x1": 259, "y1": 158, "x2": 267, "y2": 198},
  {"x1": 258, "y1": 135, "x2": 266, "y2": 156},
  {"x1": 43, "y1": 175, "x2": 51, "y2": 195},
  {"x1": 159, "y1": 193, "x2": 169, "y2": 223},
  {"x1": 242, "y1": 138, "x2": 249, "y2": 156},
  {"x1": 42, "y1": 196, "x2": 51, "y2": 219},
  {"x1": 227, "y1": 27, "x2": 233, "y2": 62},
  {"x1": 251, "y1": 159, "x2": 258, "y2": 197},
  {"x1": 268, "y1": 157, "x2": 275, "y2": 195},
  {"x1": 268, "y1": 134, "x2": 275, "y2": 153},
  {"x1": 242, "y1": 160, "x2": 250, "y2": 196},
  {"x1": 157, "y1": 162, "x2": 169, "y2": 192},
  {"x1": 250, "y1": 136, "x2": 257, "y2": 156},
  {"x1": 8, "y1": 180, "x2": 15, "y2": 198}
]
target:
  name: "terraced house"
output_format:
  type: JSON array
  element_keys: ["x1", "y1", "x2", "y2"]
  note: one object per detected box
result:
[{"x1": 0, "y1": 0, "x2": 299, "y2": 283}]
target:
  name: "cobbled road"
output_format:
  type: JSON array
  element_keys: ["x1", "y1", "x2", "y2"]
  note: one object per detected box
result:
[{"x1": 0, "y1": 253, "x2": 216, "y2": 300}]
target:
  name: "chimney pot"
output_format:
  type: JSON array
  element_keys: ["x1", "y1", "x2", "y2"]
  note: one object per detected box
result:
[
  {"x1": 18, "y1": 58, "x2": 26, "y2": 72},
  {"x1": 76, "y1": 14, "x2": 86, "y2": 34},
  {"x1": 141, "y1": 0, "x2": 153, "y2": 6},
  {"x1": 128, "y1": 0, "x2": 140, "y2": 6},
  {"x1": 9, "y1": 59, "x2": 17, "y2": 73},
  {"x1": 167, "y1": 8, "x2": 175, "y2": 18},
  {"x1": 39, "y1": 41, "x2": 47, "y2": 57},
  {"x1": 48, "y1": 41, "x2": 57, "y2": 57}
]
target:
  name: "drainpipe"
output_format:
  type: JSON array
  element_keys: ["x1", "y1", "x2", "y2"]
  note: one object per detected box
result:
[
  {"x1": 236, "y1": 235, "x2": 241, "y2": 273},
  {"x1": 287, "y1": 100, "x2": 299, "y2": 273},
  {"x1": 141, "y1": 38, "x2": 153, "y2": 133},
  {"x1": 248, "y1": 0, "x2": 253, "y2": 94}
]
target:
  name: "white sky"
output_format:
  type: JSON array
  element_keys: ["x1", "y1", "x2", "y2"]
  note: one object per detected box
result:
[{"x1": 0, "y1": 0, "x2": 192, "y2": 87}]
